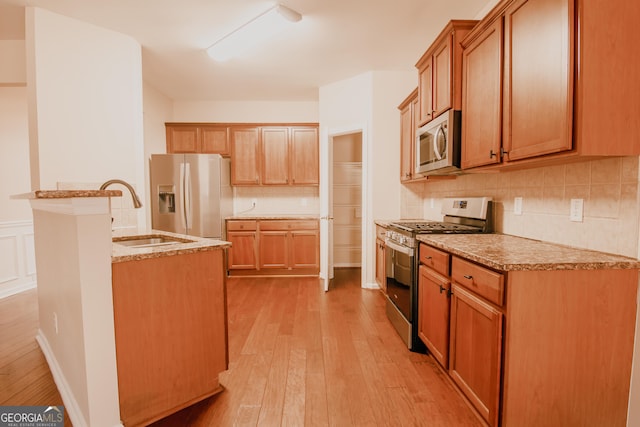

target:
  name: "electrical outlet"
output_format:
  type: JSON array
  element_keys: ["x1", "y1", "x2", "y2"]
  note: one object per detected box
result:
[
  {"x1": 570, "y1": 198, "x2": 584, "y2": 222},
  {"x1": 53, "y1": 312, "x2": 58, "y2": 334},
  {"x1": 430, "y1": 198, "x2": 435, "y2": 209},
  {"x1": 514, "y1": 197, "x2": 523, "y2": 215}
]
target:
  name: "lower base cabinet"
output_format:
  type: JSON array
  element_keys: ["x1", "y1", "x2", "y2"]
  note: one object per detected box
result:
[
  {"x1": 418, "y1": 243, "x2": 638, "y2": 427},
  {"x1": 449, "y1": 284, "x2": 502, "y2": 426},
  {"x1": 227, "y1": 218, "x2": 319, "y2": 275}
]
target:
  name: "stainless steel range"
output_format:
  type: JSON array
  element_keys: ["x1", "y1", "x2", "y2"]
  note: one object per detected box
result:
[{"x1": 384, "y1": 196, "x2": 492, "y2": 352}]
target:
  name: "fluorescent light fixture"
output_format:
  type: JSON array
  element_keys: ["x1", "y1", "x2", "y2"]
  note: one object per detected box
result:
[{"x1": 206, "y1": 4, "x2": 302, "y2": 61}]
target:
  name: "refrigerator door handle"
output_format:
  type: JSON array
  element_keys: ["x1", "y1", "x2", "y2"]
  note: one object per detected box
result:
[
  {"x1": 179, "y1": 163, "x2": 187, "y2": 230},
  {"x1": 184, "y1": 162, "x2": 193, "y2": 231}
]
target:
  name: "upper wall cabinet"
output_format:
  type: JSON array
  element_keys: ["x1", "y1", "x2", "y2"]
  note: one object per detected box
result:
[
  {"x1": 398, "y1": 88, "x2": 423, "y2": 183},
  {"x1": 415, "y1": 20, "x2": 478, "y2": 127},
  {"x1": 231, "y1": 124, "x2": 319, "y2": 186},
  {"x1": 166, "y1": 123, "x2": 230, "y2": 156},
  {"x1": 461, "y1": 0, "x2": 640, "y2": 171}
]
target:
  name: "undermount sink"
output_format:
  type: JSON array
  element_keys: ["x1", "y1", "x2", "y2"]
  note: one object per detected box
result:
[{"x1": 113, "y1": 235, "x2": 193, "y2": 249}]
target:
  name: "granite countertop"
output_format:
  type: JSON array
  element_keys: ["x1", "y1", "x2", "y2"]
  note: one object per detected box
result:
[
  {"x1": 11, "y1": 190, "x2": 122, "y2": 199},
  {"x1": 112, "y1": 229, "x2": 230, "y2": 263},
  {"x1": 417, "y1": 233, "x2": 640, "y2": 271},
  {"x1": 227, "y1": 215, "x2": 319, "y2": 220}
]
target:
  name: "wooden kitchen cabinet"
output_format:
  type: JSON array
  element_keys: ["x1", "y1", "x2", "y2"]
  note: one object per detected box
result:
[
  {"x1": 460, "y1": 0, "x2": 640, "y2": 171},
  {"x1": 461, "y1": 16, "x2": 503, "y2": 169},
  {"x1": 231, "y1": 124, "x2": 319, "y2": 186},
  {"x1": 398, "y1": 89, "x2": 422, "y2": 183},
  {"x1": 417, "y1": 264, "x2": 451, "y2": 369},
  {"x1": 418, "y1": 241, "x2": 639, "y2": 426},
  {"x1": 200, "y1": 125, "x2": 230, "y2": 155},
  {"x1": 449, "y1": 283, "x2": 503, "y2": 427},
  {"x1": 166, "y1": 124, "x2": 199, "y2": 153},
  {"x1": 375, "y1": 225, "x2": 387, "y2": 292},
  {"x1": 261, "y1": 127, "x2": 289, "y2": 185},
  {"x1": 111, "y1": 249, "x2": 228, "y2": 426},
  {"x1": 166, "y1": 123, "x2": 230, "y2": 155},
  {"x1": 230, "y1": 127, "x2": 261, "y2": 185},
  {"x1": 415, "y1": 20, "x2": 477, "y2": 126},
  {"x1": 260, "y1": 126, "x2": 319, "y2": 186},
  {"x1": 228, "y1": 218, "x2": 319, "y2": 275},
  {"x1": 289, "y1": 126, "x2": 319, "y2": 185},
  {"x1": 503, "y1": 0, "x2": 573, "y2": 161},
  {"x1": 226, "y1": 220, "x2": 258, "y2": 270}
]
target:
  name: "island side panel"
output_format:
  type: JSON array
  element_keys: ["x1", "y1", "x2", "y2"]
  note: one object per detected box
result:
[
  {"x1": 502, "y1": 268, "x2": 638, "y2": 427},
  {"x1": 112, "y1": 249, "x2": 227, "y2": 426}
]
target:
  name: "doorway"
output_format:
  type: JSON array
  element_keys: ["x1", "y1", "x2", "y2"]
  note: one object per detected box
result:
[
  {"x1": 320, "y1": 125, "x2": 367, "y2": 292},
  {"x1": 332, "y1": 132, "x2": 362, "y2": 269}
]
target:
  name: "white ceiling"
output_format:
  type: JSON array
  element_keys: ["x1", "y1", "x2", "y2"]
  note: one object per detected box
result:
[{"x1": 0, "y1": 0, "x2": 492, "y2": 101}]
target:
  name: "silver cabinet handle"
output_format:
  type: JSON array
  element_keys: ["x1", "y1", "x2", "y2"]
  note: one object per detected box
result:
[{"x1": 463, "y1": 275, "x2": 473, "y2": 280}]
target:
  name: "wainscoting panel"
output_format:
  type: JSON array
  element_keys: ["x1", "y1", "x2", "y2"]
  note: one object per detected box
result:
[{"x1": 0, "y1": 221, "x2": 36, "y2": 298}]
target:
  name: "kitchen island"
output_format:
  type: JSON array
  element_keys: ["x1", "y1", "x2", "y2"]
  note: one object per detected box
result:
[
  {"x1": 21, "y1": 190, "x2": 231, "y2": 427},
  {"x1": 416, "y1": 233, "x2": 640, "y2": 427},
  {"x1": 111, "y1": 230, "x2": 230, "y2": 426}
]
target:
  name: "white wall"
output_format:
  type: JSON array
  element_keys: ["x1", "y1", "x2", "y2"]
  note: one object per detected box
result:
[
  {"x1": 0, "y1": 87, "x2": 36, "y2": 298},
  {"x1": 172, "y1": 100, "x2": 318, "y2": 123},
  {"x1": 142, "y1": 81, "x2": 174, "y2": 227},
  {"x1": 319, "y1": 70, "x2": 415, "y2": 287},
  {"x1": 26, "y1": 7, "x2": 146, "y2": 230}
]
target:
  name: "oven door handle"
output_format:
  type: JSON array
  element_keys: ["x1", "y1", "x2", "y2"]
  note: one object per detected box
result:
[{"x1": 385, "y1": 239, "x2": 414, "y2": 257}]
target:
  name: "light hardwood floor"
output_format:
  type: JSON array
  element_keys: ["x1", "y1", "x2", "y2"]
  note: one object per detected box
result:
[{"x1": 1, "y1": 268, "x2": 482, "y2": 426}]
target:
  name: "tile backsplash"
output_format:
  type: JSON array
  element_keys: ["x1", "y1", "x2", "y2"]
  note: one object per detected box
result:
[
  {"x1": 234, "y1": 186, "x2": 320, "y2": 216},
  {"x1": 57, "y1": 181, "x2": 140, "y2": 231},
  {"x1": 402, "y1": 157, "x2": 640, "y2": 258}
]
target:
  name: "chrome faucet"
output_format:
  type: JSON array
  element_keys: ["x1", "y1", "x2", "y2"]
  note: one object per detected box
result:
[{"x1": 99, "y1": 179, "x2": 143, "y2": 208}]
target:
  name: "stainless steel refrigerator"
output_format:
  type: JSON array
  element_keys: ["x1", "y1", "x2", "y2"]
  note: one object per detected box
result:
[{"x1": 150, "y1": 154, "x2": 232, "y2": 239}]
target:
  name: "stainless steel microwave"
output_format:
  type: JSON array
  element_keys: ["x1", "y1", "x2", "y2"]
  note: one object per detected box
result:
[{"x1": 415, "y1": 109, "x2": 461, "y2": 175}]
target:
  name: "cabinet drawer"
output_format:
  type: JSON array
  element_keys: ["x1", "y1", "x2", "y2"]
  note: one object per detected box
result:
[
  {"x1": 227, "y1": 220, "x2": 257, "y2": 231},
  {"x1": 452, "y1": 256, "x2": 504, "y2": 306},
  {"x1": 376, "y1": 225, "x2": 387, "y2": 241},
  {"x1": 260, "y1": 220, "x2": 318, "y2": 231},
  {"x1": 419, "y1": 244, "x2": 450, "y2": 276}
]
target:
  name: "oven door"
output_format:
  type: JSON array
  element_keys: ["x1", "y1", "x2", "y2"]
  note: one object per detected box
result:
[{"x1": 385, "y1": 240, "x2": 414, "y2": 321}]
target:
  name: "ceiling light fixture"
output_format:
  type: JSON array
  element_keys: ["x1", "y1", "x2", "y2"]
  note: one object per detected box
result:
[{"x1": 206, "y1": 4, "x2": 302, "y2": 62}]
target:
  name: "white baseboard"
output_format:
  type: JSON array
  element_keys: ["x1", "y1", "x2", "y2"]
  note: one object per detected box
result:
[
  {"x1": 36, "y1": 330, "x2": 125, "y2": 427},
  {"x1": 36, "y1": 330, "x2": 89, "y2": 427},
  {"x1": 362, "y1": 281, "x2": 380, "y2": 290},
  {"x1": 0, "y1": 280, "x2": 36, "y2": 299},
  {"x1": 333, "y1": 263, "x2": 361, "y2": 268}
]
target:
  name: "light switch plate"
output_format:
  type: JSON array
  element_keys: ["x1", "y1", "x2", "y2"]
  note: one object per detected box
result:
[
  {"x1": 514, "y1": 197, "x2": 523, "y2": 215},
  {"x1": 570, "y1": 199, "x2": 584, "y2": 222}
]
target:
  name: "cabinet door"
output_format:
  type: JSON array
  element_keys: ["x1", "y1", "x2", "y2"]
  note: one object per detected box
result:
[
  {"x1": 290, "y1": 229, "x2": 319, "y2": 269},
  {"x1": 432, "y1": 36, "x2": 452, "y2": 118},
  {"x1": 462, "y1": 18, "x2": 503, "y2": 169},
  {"x1": 201, "y1": 126, "x2": 230, "y2": 156},
  {"x1": 418, "y1": 58, "x2": 434, "y2": 124},
  {"x1": 503, "y1": 0, "x2": 573, "y2": 161},
  {"x1": 227, "y1": 231, "x2": 258, "y2": 269},
  {"x1": 449, "y1": 284, "x2": 502, "y2": 427},
  {"x1": 400, "y1": 98, "x2": 415, "y2": 182},
  {"x1": 290, "y1": 127, "x2": 319, "y2": 185},
  {"x1": 375, "y1": 239, "x2": 386, "y2": 293},
  {"x1": 230, "y1": 127, "x2": 260, "y2": 185},
  {"x1": 166, "y1": 125, "x2": 199, "y2": 153},
  {"x1": 418, "y1": 265, "x2": 451, "y2": 369},
  {"x1": 261, "y1": 127, "x2": 290, "y2": 185},
  {"x1": 259, "y1": 230, "x2": 289, "y2": 268}
]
